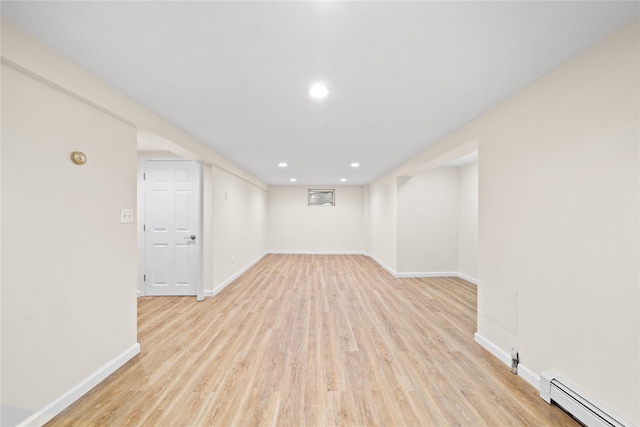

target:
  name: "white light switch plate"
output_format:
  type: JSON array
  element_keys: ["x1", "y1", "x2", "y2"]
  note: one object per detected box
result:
[{"x1": 120, "y1": 208, "x2": 134, "y2": 223}]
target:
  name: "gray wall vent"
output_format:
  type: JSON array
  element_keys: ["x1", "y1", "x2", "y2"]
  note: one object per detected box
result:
[{"x1": 308, "y1": 189, "x2": 335, "y2": 206}]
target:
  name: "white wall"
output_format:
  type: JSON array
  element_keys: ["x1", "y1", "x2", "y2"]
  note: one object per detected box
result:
[
  {"x1": 210, "y1": 166, "x2": 267, "y2": 293},
  {"x1": 457, "y1": 162, "x2": 478, "y2": 280},
  {"x1": 1, "y1": 64, "x2": 138, "y2": 424},
  {"x1": 268, "y1": 186, "x2": 365, "y2": 253},
  {"x1": 397, "y1": 169, "x2": 459, "y2": 273}
]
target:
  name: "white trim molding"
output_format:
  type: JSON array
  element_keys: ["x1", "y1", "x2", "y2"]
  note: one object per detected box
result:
[
  {"x1": 395, "y1": 271, "x2": 458, "y2": 278},
  {"x1": 270, "y1": 252, "x2": 480, "y2": 287},
  {"x1": 474, "y1": 332, "x2": 511, "y2": 365},
  {"x1": 269, "y1": 250, "x2": 366, "y2": 255},
  {"x1": 18, "y1": 343, "x2": 140, "y2": 427},
  {"x1": 365, "y1": 253, "x2": 398, "y2": 277},
  {"x1": 457, "y1": 272, "x2": 478, "y2": 285},
  {"x1": 206, "y1": 252, "x2": 267, "y2": 298},
  {"x1": 516, "y1": 362, "x2": 540, "y2": 390},
  {"x1": 474, "y1": 332, "x2": 539, "y2": 390}
]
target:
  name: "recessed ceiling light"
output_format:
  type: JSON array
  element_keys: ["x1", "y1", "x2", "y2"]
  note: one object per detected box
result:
[
  {"x1": 340, "y1": 178, "x2": 347, "y2": 182},
  {"x1": 290, "y1": 178, "x2": 297, "y2": 182},
  {"x1": 278, "y1": 162, "x2": 287, "y2": 167},
  {"x1": 351, "y1": 162, "x2": 360, "y2": 167},
  {"x1": 309, "y1": 82, "x2": 328, "y2": 99}
]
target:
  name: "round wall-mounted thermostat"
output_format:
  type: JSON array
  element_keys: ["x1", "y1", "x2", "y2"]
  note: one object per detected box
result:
[{"x1": 70, "y1": 151, "x2": 87, "y2": 165}]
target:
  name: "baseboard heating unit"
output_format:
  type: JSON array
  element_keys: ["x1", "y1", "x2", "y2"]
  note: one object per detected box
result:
[{"x1": 540, "y1": 371, "x2": 634, "y2": 427}]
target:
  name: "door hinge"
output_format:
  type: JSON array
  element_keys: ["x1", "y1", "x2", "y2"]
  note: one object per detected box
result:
[
  {"x1": 143, "y1": 224, "x2": 146, "y2": 232},
  {"x1": 143, "y1": 274, "x2": 146, "y2": 282},
  {"x1": 143, "y1": 172, "x2": 146, "y2": 180}
]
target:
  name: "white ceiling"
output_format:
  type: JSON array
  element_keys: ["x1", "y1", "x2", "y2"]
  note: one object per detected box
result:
[{"x1": 2, "y1": 1, "x2": 638, "y2": 185}]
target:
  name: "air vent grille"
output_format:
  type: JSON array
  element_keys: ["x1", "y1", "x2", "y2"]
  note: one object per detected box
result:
[{"x1": 308, "y1": 189, "x2": 335, "y2": 206}]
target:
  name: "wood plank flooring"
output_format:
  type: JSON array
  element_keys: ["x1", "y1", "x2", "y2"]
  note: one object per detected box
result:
[{"x1": 47, "y1": 254, "x2": 578, "y2": 426}]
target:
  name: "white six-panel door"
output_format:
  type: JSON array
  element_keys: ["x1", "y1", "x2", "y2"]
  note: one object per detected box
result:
[{"x1": 144, "y1": 160, "x2": 200, "y2": 296}]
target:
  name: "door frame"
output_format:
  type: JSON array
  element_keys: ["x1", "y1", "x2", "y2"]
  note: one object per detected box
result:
[{"x1": 137, "y1": 155, "x2": 204, "y2": 300}]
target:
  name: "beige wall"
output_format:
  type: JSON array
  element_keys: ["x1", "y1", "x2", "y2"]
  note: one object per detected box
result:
[
  {"x1": 268, "y1": 186, "x2": 365, "y2": 253},
  {"x1": 210, "y1": 166, "x2": 267, "y2": 292},
  {"x1": 1, "y1": 19, "x2": 267, "y2": 191},
  {"x1": 457, "y1": 162, "x2": 478, "y2": 280},
  {"x1": 1, "y1": 64, "x2": 138, "y2": 423},
  {"x1": 367, "y1": 174, "x2": 398, "y2": 272},
  {"x1": 371, "y1": 163, "x2": 477, "y2": 278},
  {"x1": 1, "y1": 19, "x2": 270, "y2": 424},
  {"x1": 2, "y1": 12, "x2": 637, "y2": 426},
  {"x1": 367, "y1": 20, "x2": 639, "y2": 424},
  {"x1": 397, "y1": 169, "x2": 459, "y2": 273},
  {"x1": 477, "y1": 21, "x2": 638, "y2": 422},
  {"x1": 366, "y1": 175, "x2": 398, "y2": 271}
]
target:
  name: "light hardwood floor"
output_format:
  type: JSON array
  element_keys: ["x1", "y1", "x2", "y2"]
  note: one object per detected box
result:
[{"x1": 48, "y1": 254, "x2": 578, "y2": 426}]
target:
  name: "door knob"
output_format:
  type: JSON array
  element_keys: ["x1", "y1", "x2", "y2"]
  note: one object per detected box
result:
[{"x1": 185, "y1": 235, "x2": 196, "y2": 241}]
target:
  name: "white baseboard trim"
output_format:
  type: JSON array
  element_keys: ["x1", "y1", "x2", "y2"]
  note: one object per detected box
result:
[
  {"x1": 474, "y1": 332, "x2": 539, "y2": 391},
  {"x1": 268, "y1": 252, "x2": 479, "y2": 287},
  {"x1": 268, "y1": 250, "x2": 366, "y2": 255},
  {"x1": 517, "y1": 362, "x2": 540, "y2": 391},
  {"x1": 365, "y1": 253, "x2": 398, "y2": 277},
  {"x1": 395, "y1": 271, "x2": 458, "y2": 278},
  {"x1": 364, "y1": 254, "x2": 479, "y2": 285},
  {"x1": 457, "y1": 272, "x2": 478, "y2": 285},
  {"x1": 206, "y1": 252, "x2": 267, "y2": 298},
  {"x1": 474, "y1": 332, "x2": 511, "y2": 365},
  {"x1": 18, "y1": 343, "x2": 140, "y2": 427}
]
